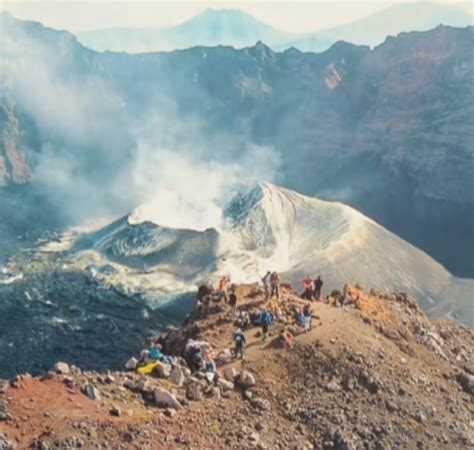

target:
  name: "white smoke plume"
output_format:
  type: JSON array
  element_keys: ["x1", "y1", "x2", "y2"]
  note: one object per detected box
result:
[{"x1": 1, "y1": 19, "x2": 283, "y2": 229}]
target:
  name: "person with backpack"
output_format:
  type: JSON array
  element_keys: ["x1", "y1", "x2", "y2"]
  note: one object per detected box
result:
[
  {"x1": 233, "y1": 328, "x2": 246, "y2": 360},
  {"x1": 229, "y1": 288, "x2": 238, "y2": 318},
  {"x1": 313, "y1": 275, "x2": 324, "y2": 300},
  {"x1": 262, "y1": 271, "x2": 271, "y2": 300},
  {"x1": 270, "y1": 271, "x2": 281, "y2": 299},
  {"x1": 259, "y1": 308, "x2": 273, "y2": 341}
]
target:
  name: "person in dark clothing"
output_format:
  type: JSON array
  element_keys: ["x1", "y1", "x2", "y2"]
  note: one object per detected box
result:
[
  {"x1": 270, "y1": 272, "x2": 280, "y2": 299},
  {"x1": 233, "y1": 328, "x2": 246, "y2": 359},
  {"x1": 229, "y1": 289, "x2": 238, "y2": 318},
  {"x1": 313, "y1": 275, "x2": 323, "y2": 300}
]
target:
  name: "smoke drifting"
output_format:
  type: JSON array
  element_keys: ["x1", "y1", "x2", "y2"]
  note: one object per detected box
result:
[{"x1": 1, "y1": 23, "x2": 282, "y2": 230}]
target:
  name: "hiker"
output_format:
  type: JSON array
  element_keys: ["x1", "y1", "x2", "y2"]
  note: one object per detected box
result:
[
  {"x1": 340, "y1": 284, "x2": 350, "y2": 307},
  {"x1": 280, "y1": 326, "x2": 295, "y2": 348},
  {"x1": 233, "y1": 328, "x2": 246, "y2": 360},
  {"x1": 270, "y1": 271, "x2": 280, "y2": 299},
  {"x1": 149, "y1": 342, "x2": 173, "y2": 365},
  {"x1": 313, "y1": 275, "x2": 323, "y2": 300},
  {"x1": 259, "y1": 308, "x2": 273, "y2": 341},
  {"x1": 262, "y1": 271, "x2": 271, "y2": 300},
  {"x1": 191, "y1": 348, "x2": 205, "y2": 372},
  {"x1": 196, "y1": 283, "x2": 210, "y2": 315},
  {"x1": 218, "y1": 276, "x2": 229, "y2": 303},
  {"x1": 295, "y1": 308, "x2": 306, "y2": 328},
  {"x1": 229, "y1": 288, "x2": 238, "y2": 318},
  {"x1": 236, "y1": 310, "x2": 251, "y2": 329},
  {"x1": 303, "y1": 303, "x2": 312, "y2": 332},
  {"x1": 301, "y1": 275, "x2": 313, "y2": 300}
]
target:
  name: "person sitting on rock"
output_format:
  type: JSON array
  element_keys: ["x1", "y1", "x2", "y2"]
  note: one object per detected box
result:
[
  {"x1": 259, "y1": 308, "x2": 273, "y2": 341},
  {"x1": 303, "y1": 303, "x2": 312, "y2": 332},
  {"x1": 236, "y1": 310, "x2": 251, "y2": 329},
  {"x1": 233, "y1": 328, "x2": 246, "y2": 360},
  {"x1": 280, "y1": 326, "x2": 295, "y2": 348},
  {"x1": 150, "y1": 343, "x2": 173, "y2": 365}
]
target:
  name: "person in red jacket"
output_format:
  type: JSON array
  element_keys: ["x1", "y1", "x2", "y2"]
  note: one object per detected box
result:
[{"x1": 301, "y1": 275, "x2": 313, "y2": 300}]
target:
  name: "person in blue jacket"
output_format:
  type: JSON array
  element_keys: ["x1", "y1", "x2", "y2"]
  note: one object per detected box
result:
[
  {"x1": 150, "y1": 342, "x2": 173, "y2": 365},
  {"x1": 259, "y1": 308, "x2": 273, "y2": 341},
  {"x1": 233, "y1": 328, "x2": 247, "y2": 359}
]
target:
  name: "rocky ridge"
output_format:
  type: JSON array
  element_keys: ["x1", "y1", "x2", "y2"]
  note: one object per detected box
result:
[{"x1": 0, "y1": 283, "x2": 473, "y2": 449}]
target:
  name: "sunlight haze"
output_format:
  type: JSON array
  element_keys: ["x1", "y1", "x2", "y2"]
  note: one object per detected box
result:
[{"x1": 2, "y1": 1, "x2": 472, "y2": 33}]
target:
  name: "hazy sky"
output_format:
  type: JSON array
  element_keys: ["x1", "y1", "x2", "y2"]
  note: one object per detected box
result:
[{"x1": 1, "y1": 1, "x2": 472, "y2": 33}]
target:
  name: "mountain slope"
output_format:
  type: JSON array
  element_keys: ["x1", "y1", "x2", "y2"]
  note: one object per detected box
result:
[
  {"x1": 279, "y1": 2, "x2": 473, "y2": 52},
  {"x1": 1, "y1": 284, "x2": 473, "y2": 448},
  {"x1": 1, "y1": 14, "x2": 473, "y2": 277},
  {"x1": 76, "y1": 4, "x2": 472, "y2": 53},
  {"x1": 77, "y1": 8, "x2": 296, "y2": 53},
  {"x1": 79, "y1": 183, "x2": 473, "y2": 327}
]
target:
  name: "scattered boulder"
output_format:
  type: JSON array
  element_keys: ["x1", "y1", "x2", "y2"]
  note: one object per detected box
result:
[
  {"x1": 456, "y1": 372, "x2": 474, "y2": 395},
  {"x1": 223, "y1": 367, "x2": 238, "y2": 382},
  {"x1": 125, "y1": 357, "x2": 138, "y2": 370},
  {"x1": 0, "y1": 412, "x2": 13, "y2": 421},
  {"x1": 0, "y1": 433, "x2": 16, "y2": 450},
  {"x1": 154, "y1": 388, "x2": 183, "y2": 410},
  {"x1": 217, "y1": 378, "x2": 234, "y2": 391},
  {"x1": 53, "y1": 362, "x2": 70, "y2": 375},
  {"x1": 238, "y1": 371, "x2": 256, "y2": 388},
  {"x1": 83, "y1": 385, "x2": 101, "y2": 401},
  {"x1": 217, "y1": 348, "x2": 233, "y2": 364},
  {"x1": 110, "y1": 407, "x2": 121, "y2": 417},
  {"x1": 251, "y1": 397, "x2": 271, "y2": 412},
  {"x1": 170, "y1": 367, "x2": 186, "y2": 387},
  {"x1": 154, "y1": 362, "x2": 171, "y2": 379},
  {"x1": 0, "y1": 382, "x2": 9, "y2": 395},
  {"x1": 186, "y1": 381, "x2": 203, "y2": 401},
  {"x1": 325, "y1": 379, "x2": 341, "y2": 393}
]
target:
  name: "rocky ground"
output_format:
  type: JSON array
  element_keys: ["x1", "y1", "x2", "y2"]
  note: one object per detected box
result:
[{"x1": 0, "y1": 284, "x2": 473, "y2": 449}]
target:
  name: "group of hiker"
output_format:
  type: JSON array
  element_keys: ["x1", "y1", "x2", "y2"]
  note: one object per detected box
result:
[
  {"x1": 134, "y1": 270, "x2": 356, "y2": 383},
  {"x1": 300, "y1": 274, "x2": 324, "y2": 300},
  {"x1": 261, "y1": 271, "x2": 281, "y2": 300},
  {"x1": 195, "y1": 276, "x2": 238, "y2": 318}
]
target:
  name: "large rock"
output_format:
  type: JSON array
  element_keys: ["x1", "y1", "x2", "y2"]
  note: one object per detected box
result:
[
  {"x1": 125, "y1": 357, "x2": 138, "y2": 370},
  {"x1": 53, "y1": 362, "x2": 70, "y2": 375},
  {"x1": 155, "y1": 362, "x2": 171, "y2": 379},
  {"x1": 456, "y1": 372, "x2": 474, "y2": 395},
  {"x1": 83, "y1": 385, "x2": 101, "y2": 401},
  {"x1": 223, "y1": 367, "x2": 238, "y2": 382},
  {"x1": 186, "y1": 381, "x2": 203, "y2": 401},
  {"x1": 0, "y1": 433, "x2": 16, "y2": 450},
  {"x1": 217, "y1": 378, "x2": 234, "y2": 391},
  {"x1": 251, "y1": 397, "x2": 271, "y2": 412},
  {"x1": 217, "y1": 348, "x2": 233, "y2": 364},
  {"x1": 154, "y1": 388, "x2": 183, "y2": 410},
  {"x1": 170, "y1": 367, "x2": 186, "y2": 387},
  {"x1": 239, "y1": 371, "x2": 256, "y2": 388}
]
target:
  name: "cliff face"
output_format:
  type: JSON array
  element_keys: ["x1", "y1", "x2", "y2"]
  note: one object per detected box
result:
[
  {"x1": 1, "y1": 13, "x2": 473, "y2": 275},
  {"x1": 0, "y1": 99, "x2": 30, "y2": 186}
]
